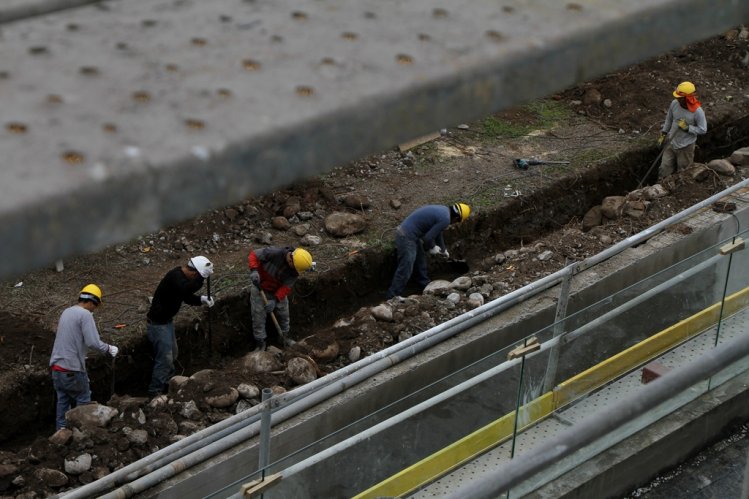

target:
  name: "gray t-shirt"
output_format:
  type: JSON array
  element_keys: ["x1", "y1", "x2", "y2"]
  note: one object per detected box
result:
[
  {"x1": 661, "y1": 100, "x2": 707, "y2": 150},
  {"x1": 49, "y1": 305, "x2": 109, "y2": 372}
]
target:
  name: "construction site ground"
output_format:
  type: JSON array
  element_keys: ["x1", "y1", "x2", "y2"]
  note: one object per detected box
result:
[{"x1": 1, "y1": 32, "x2": 749, "y2": 498}]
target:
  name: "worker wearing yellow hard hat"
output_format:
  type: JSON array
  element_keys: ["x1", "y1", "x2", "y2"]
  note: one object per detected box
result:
[
  {"x1": 386, "y1": 203, "x2": 471, "y2": 299},
  {"x1": 657, "y1": 81, "x2": 708, "y2": 179},
  {"x1": 248, "y1": 246, "x2": 315, "y2": 351},
  {"x1": 49, "y1": 284, "x2": 118, "y2": 432}
]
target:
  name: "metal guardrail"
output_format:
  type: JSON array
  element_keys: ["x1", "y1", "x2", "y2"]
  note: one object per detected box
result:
[{"x1": 1, "y1": 0, "x2": 748, "y2": 280}]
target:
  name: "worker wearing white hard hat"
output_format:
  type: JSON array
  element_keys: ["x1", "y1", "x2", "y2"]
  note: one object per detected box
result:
[{"x1": 146, "y1": 256, "x2": 215, "y2": 397}]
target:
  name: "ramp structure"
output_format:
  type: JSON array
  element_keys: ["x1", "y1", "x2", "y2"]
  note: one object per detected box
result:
[{"x1": 1, "y1": 0, "x2": 748, "y2": 279}]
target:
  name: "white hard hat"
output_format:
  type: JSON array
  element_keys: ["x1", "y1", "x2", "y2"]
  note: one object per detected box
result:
[{"x1": 188, "y1": 256, "x2": 214, "y2": 278}]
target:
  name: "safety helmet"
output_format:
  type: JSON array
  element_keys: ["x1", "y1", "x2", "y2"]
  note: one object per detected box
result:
[
  {"x1": 673, "y1": 81, "x2": 696, "y2": 98},
  {"x1": 292, "y1": 248, "x2": 314, "y2": 273},
  {"x1": 452, "y1": 203, "x2": 471, "y2": 222},
  {"x1": 188, "y1": 256, "x2": 214, "y2": 278},
  {"x1": 79, "y1": 284, "x2": 102, "y2": 305}
]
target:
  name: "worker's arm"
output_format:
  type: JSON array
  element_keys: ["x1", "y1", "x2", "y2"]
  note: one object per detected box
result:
[
  {"x1": 248, "y1": 250, "x2": 260, "y2": 270},
  {"x1": 80, "y1": 312, "x2": 110, "y2": 355}
]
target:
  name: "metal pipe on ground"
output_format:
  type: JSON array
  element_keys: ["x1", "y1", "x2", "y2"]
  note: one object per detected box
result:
[
  {"x1": 69, "y1": 179, "x2": 749, "y2": 497},
  {"x1": 447, "y1": 323, "x2": 749, "y2": 498}
]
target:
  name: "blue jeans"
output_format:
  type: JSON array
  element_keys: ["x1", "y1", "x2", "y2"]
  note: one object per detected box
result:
[
  {"x1": 387, "y1": 229, "x2": 429, "y2": 299},
  {"x1": 52, "y1": 370, "x2": 91, "y2": 430},
  {"x1": 147, "y1": 321, "x2": 177, "y2": 395}
]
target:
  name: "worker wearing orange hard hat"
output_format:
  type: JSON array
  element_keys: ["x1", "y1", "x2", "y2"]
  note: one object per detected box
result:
[{"x1": 657, "y1": 81, "x2": 707, "y2": 178}]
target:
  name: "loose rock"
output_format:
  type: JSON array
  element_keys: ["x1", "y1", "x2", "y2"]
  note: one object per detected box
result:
[{"x1": 324, "y1": 212, "x2": 367, "y2": 237}]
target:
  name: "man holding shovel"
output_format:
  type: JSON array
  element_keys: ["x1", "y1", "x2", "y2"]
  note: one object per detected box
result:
[
  {"x1": 657, "y1": 81, "x2": 707, "y2": 179},
  {"x1": 248, "y1": 246, "x2": 314, "y2": 351}
]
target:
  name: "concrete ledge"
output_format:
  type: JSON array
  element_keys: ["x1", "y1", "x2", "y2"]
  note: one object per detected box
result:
[{"x1": 528, "y1": 367, "x2": 749, "y2": 498}]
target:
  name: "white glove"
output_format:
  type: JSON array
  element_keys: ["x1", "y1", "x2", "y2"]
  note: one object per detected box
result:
[
  {"x1": 441, "y1": 249, "x2": 450, "y2": 259},
  {"x1": 428, "y1": 246, "x2": 442, "y2": 255},
  {"x1": 201, "y1": 295, "x2": 215, "y2": 307},
  {"x1": 108, "y1": 345, "x2": 119, "y2": 358}
]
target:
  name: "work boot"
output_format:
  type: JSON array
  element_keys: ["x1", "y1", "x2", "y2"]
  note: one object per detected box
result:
[{"x1": 253, "y1": 340, "x2": 266, "y2": 352}]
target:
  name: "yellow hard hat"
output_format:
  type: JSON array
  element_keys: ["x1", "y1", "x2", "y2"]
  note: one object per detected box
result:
[
  {"x1": 79, "y1": 284, "x2": 102, "y2": 305},
  {"x1": 453, "y1": 203, "x2": 471, "y2": 222},
  {"x1": 292, "y1": 248, "x2": 314, "y2": 273},
  {"x1": 673, "y1": 81, "x2": 696, "y2": 97}
]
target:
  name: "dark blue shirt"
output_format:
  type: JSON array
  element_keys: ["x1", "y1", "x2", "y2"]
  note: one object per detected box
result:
[{"x1": 399, "y1": 205, "x2": 449, "y2": 251}]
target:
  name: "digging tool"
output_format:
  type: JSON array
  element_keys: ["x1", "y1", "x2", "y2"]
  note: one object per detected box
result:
[
  {"x1": 637, "y1": 137, "x2": 670, "y2": 189},
  {"x1": 259, "y1": 289, "x2": 293, "y2": 347},
  {"x1": 513, "y1": 158, "x2": 570, "y2": 170},
  {"x1": 206, "y1": 276, "x2": 212, "y2": 351},
  {"x1": 110, "y1": 355, "x2": 116, "y2": 399}
]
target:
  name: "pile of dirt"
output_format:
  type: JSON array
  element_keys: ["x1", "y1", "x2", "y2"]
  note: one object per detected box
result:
[{"x1": 0, "y1": 30, "x2": 749, "y2": 498}]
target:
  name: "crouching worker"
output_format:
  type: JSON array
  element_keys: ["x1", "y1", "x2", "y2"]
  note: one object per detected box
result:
[
  {"x1": 248, "y1": 246, "x2": 314, "y2": 351},
  {"x1": 147, "y1": 256, "x2": 214, "y2": 397},
  {"x1": 49, "y1": 284, "x2": 118, "y2": 431},
  {"x1": 386, "y1": 202, "x2": 471, "y2": 299}
]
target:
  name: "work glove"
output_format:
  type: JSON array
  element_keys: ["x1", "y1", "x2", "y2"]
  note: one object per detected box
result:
[
  {"x1": 440, "y1": 249, "x2": 450, "y2": 259},
  {"x1": 264, "y1": 298, "x2": 276, "y2": 314},
  {"x1": 108, "y1": 345, "x2": 119, "y2": 358},
  {"x1": 657, "y1": 133, "x2": 666, "y2": 147},
  {"x1": 200, "y1": 295, "x2": 215, "y2": 308},
  {"x1": 428, "y1": 246, "x2": 442, "y2": 256},
  {"x1": 677, "y1": 119, "x2": 689, "y2": 131},
  {"x1": 250, "y1": 270, "x2": 260, "y2": 288}
]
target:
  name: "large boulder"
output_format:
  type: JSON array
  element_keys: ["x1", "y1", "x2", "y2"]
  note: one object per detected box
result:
[
  {"x1": 423, "y1": 280, "x2": 451, "y2": 295},
  {"x1": 729, "y1": 147, "x2": 749, "y2": 166},
  {"x1": 286, "y1": 357, "x2": 318, "y2": 385},
  {"x1": 707, "y1": 159, "x2": 736, "y2": 176},
  {"x1": 205, "y1": 387, "x2": 240, "y2": 409},
  {"x1": 67, "y1": 403, "x2": 118, "y2": 429},
  {"x1": 582, "y1": 205, "x2": 602, "y2": 232},
  {"x1": 324, "y1": 212, "x2": 367, "y2": 237},
  {"x1": 601, "y1": 196, "x2": 625, "y2": 219},
  {"x1": 242, "y1": 351, "x2": 283, "y2": 373}
]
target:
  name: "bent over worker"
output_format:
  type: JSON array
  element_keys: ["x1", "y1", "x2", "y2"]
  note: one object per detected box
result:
[
  {"x1": 49, "y1": 284, "x2": 118, "y2": 431},
  {"x1": 248, "y1": 246, "x2": 314, "y2": 351},
  {"x1": 658, "y1": 81, "x2": 707, "y2": 179},
  {"x1": 146, "y1": 256, "x2": 214, "y2": 397},
  {"x1": 386, "y1": 203, "x2": 470, "y2": 299}
]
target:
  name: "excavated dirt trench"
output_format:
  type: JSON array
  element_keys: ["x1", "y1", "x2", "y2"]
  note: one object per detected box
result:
[{"x1": 2, "y1": 115, "x2": 748, "y2": 448}]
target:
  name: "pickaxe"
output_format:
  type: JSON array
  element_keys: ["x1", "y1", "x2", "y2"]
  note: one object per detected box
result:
[
  {"x1": 259, "y1": 289, "x2": 294, "y2": 347},
  {"x1": 513, "y1": 158, "x2": 570, "y2": 170}
]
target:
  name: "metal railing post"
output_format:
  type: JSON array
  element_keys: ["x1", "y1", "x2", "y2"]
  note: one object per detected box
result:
[
  {"x1": 542, "y1": 265, "x2": 573, "y2": 392},
  {"x1": 258, "y1": 388, "x2": 273, "y2": 476}
]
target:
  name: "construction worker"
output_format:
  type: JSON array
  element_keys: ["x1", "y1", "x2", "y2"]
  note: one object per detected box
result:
[
  {"x1": 49, "y1": 284, "x2": 118, "y2": 431},
  {"x1": 146, "y1": 256, "x2": 215, "y2": 397},
  {"x1": 386, "y1": 203, "x2": 471, "y2": 299},
  {"x1": 658, "y1": 81, "x2": 707, "y2": 179},
  {"x1": 248, "y1": 246, "x2": 314, "y2": 351}
]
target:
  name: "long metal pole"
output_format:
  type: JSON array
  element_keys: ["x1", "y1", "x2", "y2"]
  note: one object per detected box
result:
[{"x1": 448, "y1": 330, "x2": 749, "y2": 498}]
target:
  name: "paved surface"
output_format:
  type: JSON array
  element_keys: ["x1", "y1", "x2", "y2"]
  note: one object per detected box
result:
[{"x1": 625, "y1": 423, "x2": 749, "y2": 498}]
